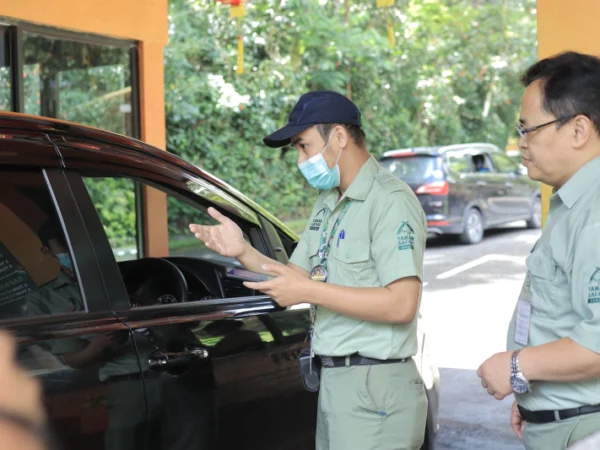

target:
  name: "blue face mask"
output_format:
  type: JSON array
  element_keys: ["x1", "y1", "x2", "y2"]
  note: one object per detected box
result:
[
  {"x1": 298, "y1": 134, "x2": 343, "y2": 190},
  {"x1": 55, "y1": 253, "x2": 74, "y2": 271}
]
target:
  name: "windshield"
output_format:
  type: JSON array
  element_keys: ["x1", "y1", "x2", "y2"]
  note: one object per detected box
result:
[{"x1": 379, "y1": 156, "x2": 442, "y2": 183}]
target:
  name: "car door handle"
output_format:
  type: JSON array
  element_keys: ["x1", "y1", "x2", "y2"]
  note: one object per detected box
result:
[
  {"x1": 148, "y1": 348, "x2": 209, "y2": 371},
  {"x1": 476, "y1": 180, "x2": 487, "y2": 186}
]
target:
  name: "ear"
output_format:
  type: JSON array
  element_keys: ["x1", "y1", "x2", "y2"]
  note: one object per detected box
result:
[
  {"x1": 334, "y1": 125, "x2": 349, "y2": 149},
  {"x1": 573, "y1": 115, "x2": 592, "y2": 149}
]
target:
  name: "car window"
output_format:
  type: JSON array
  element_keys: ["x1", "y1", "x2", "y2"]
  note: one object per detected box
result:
[
  {"x1": 445, "y1": 151, "x2": 472, "y2": 174},
  {"x1": 490, "y1": 152, "x2": 518, "y2": 174},
  {"x1": 0, "y1": 171, "x2": 84, "y2": 320},
  {"x1": 82, "y1": 176, "x2": 251, "y2": 265},
  {"x1": 379, "y1": 156, "x2": 443, "y2": 183},
  {"x1": 470, "y1": 153, "x2": 494, "y2": 173}
]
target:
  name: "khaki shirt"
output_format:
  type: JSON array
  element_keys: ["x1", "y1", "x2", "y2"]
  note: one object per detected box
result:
[
  {"x1": 290, "y1": 155, "x2": 426, "y2": 360},
  {"x1": 507, "y1": 156, "x2": 600, "y2": 410}
]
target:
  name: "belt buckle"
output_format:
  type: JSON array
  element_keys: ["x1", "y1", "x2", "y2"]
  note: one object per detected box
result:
[{"x1": 320, "y1": 356, "x2": 334, "y2": 367}]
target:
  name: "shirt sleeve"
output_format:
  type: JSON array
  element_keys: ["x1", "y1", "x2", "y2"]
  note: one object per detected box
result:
[
  {"x1": 289, "y1": 231, "x2": 312, "y2": 273},
  {"x1": 569, "y1": 221, "x2": 600, "y2": 354},
  {"x1": 370, "y1": 192, "x2": 426, "y2": 286}
]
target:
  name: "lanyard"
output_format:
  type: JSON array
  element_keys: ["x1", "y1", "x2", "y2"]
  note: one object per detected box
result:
[
  {"x1": 308, "y1": 200, "x2": 352, "y2": 356},
  {"x1": 317, "y1": 200, "x2": 352, "y2": 270}
]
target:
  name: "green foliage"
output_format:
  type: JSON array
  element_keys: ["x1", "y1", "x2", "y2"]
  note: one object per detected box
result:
[{"x1": 165, "y1": 0, "x2": 537, "y2": 222}]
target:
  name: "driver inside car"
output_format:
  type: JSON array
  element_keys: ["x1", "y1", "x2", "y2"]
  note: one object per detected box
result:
[{"x1": 27, "y1": 219, "x2": 217, "y2": 450}]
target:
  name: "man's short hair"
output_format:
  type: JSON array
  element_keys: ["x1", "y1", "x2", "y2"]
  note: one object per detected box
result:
[
  {"x1": 521, "y1": 51, "x2": 600, "y2": 134},
  {"x1": 38, "y1": 220, "x2": 65, "y2": 248},
  {"x1": 316, "y1": 123, "x2": 367, "y2": 149}
]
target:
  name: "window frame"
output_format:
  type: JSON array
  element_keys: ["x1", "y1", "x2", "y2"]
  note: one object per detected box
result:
[
  {"x1": 0, "y1": 167, "x2": 114, "y2": 329},
  {"x1": 0, "y1": 19, "x2": 141, "y2": 139},
  {"x1": 62, "y1": 168, "x2": 280, "y2": 319}
]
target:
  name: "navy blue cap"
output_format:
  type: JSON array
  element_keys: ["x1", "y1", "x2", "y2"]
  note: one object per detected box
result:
[{"x1": 263, "y1": 90, "x2": 362, "y2": 148}]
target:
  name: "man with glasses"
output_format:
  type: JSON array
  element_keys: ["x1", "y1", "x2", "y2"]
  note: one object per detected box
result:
[{"x1": 477, "y1": 51, "x2": 600, "y2": 449}]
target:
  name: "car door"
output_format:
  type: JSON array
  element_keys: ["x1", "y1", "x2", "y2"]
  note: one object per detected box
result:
[
  {"x1": 55, "y1": 136, "x2": 316, "y2": 450},
  {"x1": 489, "y1": 151, "x2": 532, "y2": 218},
  {"x1": 0, "y1": 173, "x2": 145, "y2": 450},
  {"x1": 0, "y1": 132, "x2": 146, "y2": 450}
]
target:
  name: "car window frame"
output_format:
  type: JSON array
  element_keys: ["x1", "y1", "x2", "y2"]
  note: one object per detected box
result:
[
  {"x1": 62, "y1": 169, "x2": 280, "y2": 322},
  {"x1": 0, "y1": 167, "x2": 114, "y2": 333}
]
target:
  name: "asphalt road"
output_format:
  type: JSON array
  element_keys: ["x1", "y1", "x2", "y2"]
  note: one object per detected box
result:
[{"x1": 421, "y1": 222, "x2": 542, "y2": 450}]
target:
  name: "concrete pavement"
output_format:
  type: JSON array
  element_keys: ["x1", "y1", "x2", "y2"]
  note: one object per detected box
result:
[{"x1": 422, "y1": 223, "x2": 541, "y2": 450}]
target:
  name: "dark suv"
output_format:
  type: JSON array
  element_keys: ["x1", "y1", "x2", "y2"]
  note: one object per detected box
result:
[
  {"x1": 0, "y1": 112, "x2": 439, "y2": 450},
  {"x1": 379, "y1": 143, "x2": 542, "y2": 244}
]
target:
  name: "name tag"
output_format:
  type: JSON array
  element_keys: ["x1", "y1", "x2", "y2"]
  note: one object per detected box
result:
[{"x1": 515, "y1": 274, "x2": 532, "y2": 346}]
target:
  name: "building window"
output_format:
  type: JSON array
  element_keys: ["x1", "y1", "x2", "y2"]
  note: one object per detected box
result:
[
  {"x1": 0, "y1": 27, "x2": 11, "y2": 111},
  {"x1": 22, "y1": 33, "x2": 135, "y2": 137},
  {"x1": 0, "y1": 22, "x2": 139, "y2": 138}
]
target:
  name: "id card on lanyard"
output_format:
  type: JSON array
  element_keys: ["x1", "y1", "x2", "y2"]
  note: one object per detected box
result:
[{"x1": 514, "y1": 273, "x2": 532, "y2": 346}]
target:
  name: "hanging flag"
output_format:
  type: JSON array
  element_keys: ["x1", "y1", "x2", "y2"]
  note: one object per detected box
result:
[
  {"x1": 376, "y1": 0, "x2": 396, "y2": 47},
  {"x1": 216, "y1": 0, "x2": 247, "y2": 75}
]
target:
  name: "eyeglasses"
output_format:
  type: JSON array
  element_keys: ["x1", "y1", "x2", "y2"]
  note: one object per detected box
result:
[{"x1": 516, "y1": 115, "x2": 576, "y2": 139}]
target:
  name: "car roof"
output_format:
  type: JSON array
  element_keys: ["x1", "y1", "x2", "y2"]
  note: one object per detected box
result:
[
  {"x1": 0, "y1": 111, "x2": 297, "y2": 240},
  {"x1": 381, "y1": 143, "x2": 500, "y2": 158}
]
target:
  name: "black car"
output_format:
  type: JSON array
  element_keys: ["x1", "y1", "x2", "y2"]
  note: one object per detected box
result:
[
  {"x1": 0, "y1": 112, "x2": 440, "y2": 450},
  {"x1": 379, "y1": 143, "x2": 542, "y2": 245}
]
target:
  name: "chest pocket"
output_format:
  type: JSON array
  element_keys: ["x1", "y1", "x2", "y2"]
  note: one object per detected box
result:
[
  {"x1": 526, "y1": 247, "x2": 568, "y2": 318},
  {"x1": 331, "y1": 239, "x2": 376, "y2": 286}
]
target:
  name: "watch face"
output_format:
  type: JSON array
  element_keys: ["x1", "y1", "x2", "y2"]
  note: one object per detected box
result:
[{"x1": 511, "y1": 375, "x2": 529, "y2": 394}]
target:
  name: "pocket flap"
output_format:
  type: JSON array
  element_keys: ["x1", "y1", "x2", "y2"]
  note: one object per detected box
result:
[
  {"x1": 526, "y1": 248, "x2": 556, "y2": 281},
  {"x1": 333, "y1": 239, "x2": 370, "y2": 263}
]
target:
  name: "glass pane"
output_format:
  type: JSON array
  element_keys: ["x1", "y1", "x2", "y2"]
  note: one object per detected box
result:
[
  {"x1": 167, "y1": 193, "x2": 249, "y2": 265},
  {"x1": 491, "y1": 153, "x2": 518, "y2": 174},
  {"x1": 0, "y1": 29, "x2": 11, "y2": 111},
  {"x1": 446, "y1": 152, "x2": 472, "y2": 174},
  {"x1": 379, "y1": 156, "x2": 443, "y2": 183},
  {"x1": 82, "y1": 177, "x2": 138, "y2": 262},
  {"x1": 0, "y1": 171, "x2": 84, "y2": 320},
  {"x1": 23, "y1": 33, "x2": 134, "y2": 136}
]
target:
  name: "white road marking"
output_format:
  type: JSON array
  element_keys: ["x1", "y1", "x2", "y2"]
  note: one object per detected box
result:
[{"x1": 435, "y1": 254, "x2": 525, "y2": 280}]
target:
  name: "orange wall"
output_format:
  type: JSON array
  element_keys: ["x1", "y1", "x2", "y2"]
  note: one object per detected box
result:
[
  {"x1": 140, "y1": 41, "x2": 169, "y2": 257},
  {"x1": 536, "y1": 0, "x2": 600, "y2": 225},
  {"x1": 2, "y1": 0, "x2": 169, "y2": 256},
  {"x1": 1, "y1": 0, "x2": 167, "y2": 43}
]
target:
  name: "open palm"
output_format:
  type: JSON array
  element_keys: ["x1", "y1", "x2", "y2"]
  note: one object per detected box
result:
[{"x1": 189, "y1": 207, "x2": 246, "y2": 258}]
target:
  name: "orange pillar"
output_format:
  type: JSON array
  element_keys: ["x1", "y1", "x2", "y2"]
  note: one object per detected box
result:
[
  {"x1": 536, "y1": 0, "x2": 600, "y2": 225},
  {"x1": 139, "y1": 41, "x2": 168, "y2": 257},
  {"x1": 1, "y1": 0, "x2": 169, "y2": 256}
]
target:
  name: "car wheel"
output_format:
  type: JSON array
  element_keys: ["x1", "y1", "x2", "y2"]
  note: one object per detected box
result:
[
  {"x1": 526, "y1": 196, "x2": 542, "y2": 229},
  {"x1": 459, "y1": 208, "x2": 484, "y2": 245}
]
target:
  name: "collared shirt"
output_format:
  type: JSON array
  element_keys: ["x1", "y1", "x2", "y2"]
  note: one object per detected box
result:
[
  {"x1": 507, "y1": 156, "x2": 600, "y2": 410},
  {"x1": 290, "y1": 155, "x2": 426, "y2": 360}
]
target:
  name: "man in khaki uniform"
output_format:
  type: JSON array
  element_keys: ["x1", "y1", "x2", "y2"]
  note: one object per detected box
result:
[
  {"x1": 478, "y1": 52, "x2": 600, "y2": 449},
  {"x1": 190, "y1": 90, "x2": 428, "y2": 449}
]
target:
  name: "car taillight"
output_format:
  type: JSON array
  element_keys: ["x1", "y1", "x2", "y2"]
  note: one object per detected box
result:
[{"x1": 415, "y1": 181, "x2": 449, "y2": 196}]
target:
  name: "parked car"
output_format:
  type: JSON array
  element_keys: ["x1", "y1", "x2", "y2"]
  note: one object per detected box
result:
[
  {"x1": 379, "y1": 143, "x2": 542, "y2": 245},
  {"x1": 0, "y1": 112, "x2": 439, "y2": 450}
]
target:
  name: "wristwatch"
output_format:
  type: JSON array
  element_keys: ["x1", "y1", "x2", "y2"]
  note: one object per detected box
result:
[{"x1": 510, "y1": 349, "x2": 531, "y2": 394}]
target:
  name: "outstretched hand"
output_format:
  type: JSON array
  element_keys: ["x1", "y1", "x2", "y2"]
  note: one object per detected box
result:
[{"x1": 189, "y1": 207, "x2": 246, "y2": 258}]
